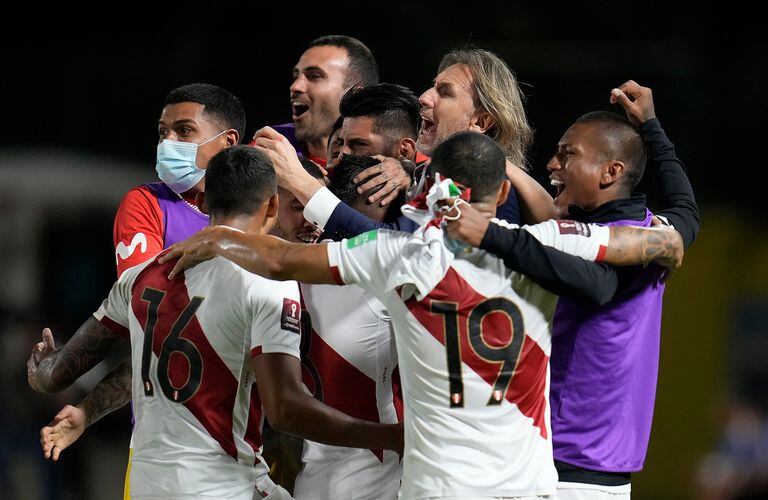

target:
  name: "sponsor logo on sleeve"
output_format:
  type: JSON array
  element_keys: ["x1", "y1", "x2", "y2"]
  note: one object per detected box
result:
[
  {"x1": 346, "y1": 230, "x2": 378, "y2": 249},
  {"x1": 115, "y1": 233, "x2": 148, "y2": 263},
  {"x1": 557, "y1": 220, "x2": 591, "y2": 237},
  {"x1": 281, "y1": 298, "x2": 301, "y2": 334}
]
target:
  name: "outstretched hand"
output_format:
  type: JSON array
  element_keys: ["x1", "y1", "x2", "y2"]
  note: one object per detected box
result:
[
  {"x1": 610, "y1": 80, "x2": 656, "y2": 126},
  {"x1": 40, "y1": 404, "x2": 87, "y2": 461},
  {"x1": 27, "y1": 328, "x2": 57, "y2": 392}
]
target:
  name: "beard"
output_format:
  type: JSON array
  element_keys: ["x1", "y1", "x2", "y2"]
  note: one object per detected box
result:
[{"x1": 295, "y1": 104, "x2": 338, "y2": 144}]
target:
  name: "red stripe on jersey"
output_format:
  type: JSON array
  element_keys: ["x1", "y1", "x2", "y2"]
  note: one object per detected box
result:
[
  {"x1": 98, "y1": 315, "x2": 129, "y2": 340},
  {"x1": 131, "y1": 260, "x2": 242, "y2": 459},
  {"x1": 251, "y1": 346, "x2": 263, "y2": 357},
  {"x1": 391, "y1": 366, "x2": 404, "y2": 422},
  {"x1": 405, "y1": 267, "x2": 549, "y2": 438},
  {"x1": 596, "y1": 244, "x2": 607, "y2": 262},
  {"x1": 304, "y1": 325, "x2": 385, "y2": 461},
  {"x1": 329, "y1": 265, "x2": 344, "y2": 285},
  {"x1": 306, "y1": 328, "x2": 380, "y2": 422},
  {"x1": 244, "y1": 383, "x2": 264, "y2": 461}
]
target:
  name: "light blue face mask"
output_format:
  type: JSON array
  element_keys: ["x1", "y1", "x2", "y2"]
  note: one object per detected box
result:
[{"x1": 155, "y1": 130, "x2": 227, "y2": 194}]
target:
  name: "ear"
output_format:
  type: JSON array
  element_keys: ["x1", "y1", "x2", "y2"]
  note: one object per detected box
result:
[
  {"x1": 225, "y1": 128, "x2": 239, "y2": 147},
  {"x1": 194, "y1": 191, "x2": 209, "y2": 215},
  {"x1": 259, "y1": 194, "x2": 280, "y2": 235},
  {"x1": 600, "y1": 160, "x2": 625, "y2": 188},
  {"x1": 469, "y1": 111, "x2": 496, "y2": 135},
  {"x1": 395, "y1": 137, "x2": 417, "y2": 161},
  {"x1": 266, "y1": 193, "x2": 279, "y2": 218},
  {"x1": 495, "y1": 179, "x2": 511, "y2": 207}
]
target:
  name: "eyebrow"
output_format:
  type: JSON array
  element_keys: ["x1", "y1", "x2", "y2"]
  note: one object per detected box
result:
[{"x1": 158, "y1": 118, "x2": 198, "y2": 127}]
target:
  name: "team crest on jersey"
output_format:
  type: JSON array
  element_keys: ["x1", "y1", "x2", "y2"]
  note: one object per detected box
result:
[
  {"x1": 557, "y1": 220, "x2": 591, "y2": 237},
  {"x1": 281, "y1": 298, "x2": 301, "y2": 334},
  {"x1": 346, "y1": 230, "x2": 377, "y2": 249}
]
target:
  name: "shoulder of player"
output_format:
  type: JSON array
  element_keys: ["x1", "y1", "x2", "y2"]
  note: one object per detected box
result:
[{"x1": 216, "y1": 257, "x2": 299, "y2": 293}]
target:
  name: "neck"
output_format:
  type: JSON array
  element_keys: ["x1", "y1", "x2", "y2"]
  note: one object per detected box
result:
[
  {"x1": 305, "y1": 137, "x2": 328, "y2": 160},
  {"x1": 209, "y1": 214, "x2": 260, "y2": 234}
]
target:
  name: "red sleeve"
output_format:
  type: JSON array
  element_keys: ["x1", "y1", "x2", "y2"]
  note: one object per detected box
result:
[{"x1": 113, "y1": 186, "x2": 164, "y2": 277}]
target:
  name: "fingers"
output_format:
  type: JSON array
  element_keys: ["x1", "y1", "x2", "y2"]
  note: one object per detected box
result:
[
  {"x1": 167, "y1": 254, "x2": 190, "y2": 280},
  {"x1": 356, "y1": 173, "x2": 390, "y2": 196},
  {"x1": 378, "y1": 183, "x2": 404, "y2": 207},
  {"x1": 157, "y1": 245, "x2": 182, "y2": 264},
  {"x1": 610, "y1": 88, "x2": 634, "y2": 109},
  {"x1": 42, "y1": 328, "x2": 56, "y2": 352},
  {"x1": 252, "y1": 126, "x2": 281, "y2": 142},
  {"x1": 352, "y1": 165, "x2": 383, "y2": 186}
]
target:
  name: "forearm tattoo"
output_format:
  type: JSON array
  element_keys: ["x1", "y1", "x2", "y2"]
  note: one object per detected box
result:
[
  {"x1": 610, "y1": 225, "x2": 682, "y2": 268},
  {"x1": 36, "y1": 317, "x2": 127, "y2": 392},
  {"x1": 79, "y1": 360, "x2": 132, "y2": 427}
]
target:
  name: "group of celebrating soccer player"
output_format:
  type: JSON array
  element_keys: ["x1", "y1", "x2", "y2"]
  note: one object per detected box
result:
[{"x1": 26, "y1": 35, "x2": 698, "y2": 500}]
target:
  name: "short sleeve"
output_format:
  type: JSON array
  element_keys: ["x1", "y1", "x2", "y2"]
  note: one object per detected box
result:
[
  {"x1": 92, "y1": 263, "x2": 145, "y2": 339},
  {"x1": 508, "y1": 219, "x2": 611, "y2": 262},
  {"x1": 248, "y1": 278, "x2": 302, "y2": 360},
  {"x1": 114, "y1": 186, "x2": 165, "y2": 277},
  {"x1": 327, "y1": 228, "x2": 453, "y2": 300}
]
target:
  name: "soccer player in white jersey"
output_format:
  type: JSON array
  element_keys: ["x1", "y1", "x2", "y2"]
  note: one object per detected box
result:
[
  {"x1": 286, "y1": 155, "x2": 403, "y2": 500},
  {"x1": 37, "y1": 146, "x2": 402, "y2": 500},
  {"x1": 159, "y1": 133, "x2": 683, "y2": 499}
]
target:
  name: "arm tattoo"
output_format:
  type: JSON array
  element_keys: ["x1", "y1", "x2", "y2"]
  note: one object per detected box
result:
[
  {"x1": 608, "y1": 225, "x2": 683, "y2": 269},
  {"x1": 36, "y1": 316, "x2": 128, "y2": 393},
  {"x1": 78, "y1": 360, "x2": 132, "y2": 427}
]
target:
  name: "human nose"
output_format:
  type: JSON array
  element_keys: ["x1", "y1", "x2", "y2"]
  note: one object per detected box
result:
[
  {"x1": 290, "y1": 74, "x2": 307, "y2": 94},
  {"x1": 546, "y1": 155, "x2": 561, "y2": 173},
  {"x1": 419, "y1": 88, "x2": 435, "y2": 108}
]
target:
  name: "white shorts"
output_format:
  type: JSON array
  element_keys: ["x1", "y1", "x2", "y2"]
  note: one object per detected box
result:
[{"x1": 555, "y1": 481, "x2": 631, "y2": 500}]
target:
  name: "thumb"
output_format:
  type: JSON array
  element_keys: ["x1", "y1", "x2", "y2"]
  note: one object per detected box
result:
[
  {"x1": 610, "y1": 88, "x2": 634, "y2": 108},
  {"x1": 42, "y1": 328, "x2": 56, "y2": 351}
]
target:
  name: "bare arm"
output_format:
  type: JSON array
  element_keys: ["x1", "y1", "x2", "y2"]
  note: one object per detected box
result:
[
  {"x1": 604, "y1": 223, "x2": 683, "y2": 271},
  {"x1": 160, "y1": 226, "x2": 336, "y2": 284},
  {"x1": 40, "y1": 359, "x2": 132, "y2": 461},
  {"x1": 505, "y1": 160, "x2": 559, "y2": 223},
  {"x1": 252, "y1": 353, "x2": 402, "y2": 453},
  {"x1": 28, "y1": 318, "x2": 128, "y2": 393}
]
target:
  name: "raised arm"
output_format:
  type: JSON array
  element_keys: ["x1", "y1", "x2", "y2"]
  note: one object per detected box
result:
[
  {"x1": 40, "y1": 359, "x2": 132, "y2": 461},
  {"x1": 27, "y1": 319, "x2": 129, "y2": 393},
  {"x1": 611, "y1": 80, "x2": 700, "y2": 247},
  {"x1": 159, "y1": 226, "x2": 335, "y2": 284},
  {"x1": 505, "y1": 160, "x2": 559, "y2": 223},
  {"x1": 252, "y1": 353, "x2": 402, "y2": 453}
]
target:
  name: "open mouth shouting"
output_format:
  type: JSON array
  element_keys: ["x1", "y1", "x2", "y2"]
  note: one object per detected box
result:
[{"x1": 291, "y1": 100, "x2": 310, "y2": 121}]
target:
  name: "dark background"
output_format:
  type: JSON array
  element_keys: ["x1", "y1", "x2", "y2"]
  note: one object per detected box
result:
[
  {"x1": 2, "y1": 4, "x2": 766, "y2": 499},
  {"x1": 2, "y1": 5, "x2": 761, "y2": 212}
]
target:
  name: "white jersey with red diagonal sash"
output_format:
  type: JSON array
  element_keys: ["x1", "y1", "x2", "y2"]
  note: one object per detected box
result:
[
  {"x1": 293, "y1": 282, "x2": 402, "y2": 500},
  {"x1": 93, "y1": 254, "x2": 301, "y2": 500},
  {"x1": 325, "y1": 220, "x2": 610, "y2": 499}
]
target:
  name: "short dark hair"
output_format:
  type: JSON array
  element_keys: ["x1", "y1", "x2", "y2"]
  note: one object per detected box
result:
[
  {"x1": 299, "y1": 156, "x2": 326, "y2": 180},
  {"x1": 164, "y1": 83, "x2": 246, "y2": 143},
  {"x1": 329, "y1": 154, "x2": 380, "y2": 205},
  {"x1": 429, "y1": 132, "x2": 507, "y2": 201},
  {"x1": 340, "y1": 83, "x2": 420, "y2": 146},
  {"x1": 575, "y1": 111, "x2": 647, "y2": 194},
  {"x1": 308, "y1": 35, "x2": 379, "y2": 87},
  {"x1": 329, "y1": 154, "x2": 403, "y2": 223},
  {"x1": 205, "y1": 146, "x2": 276, "y2": 218}
]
